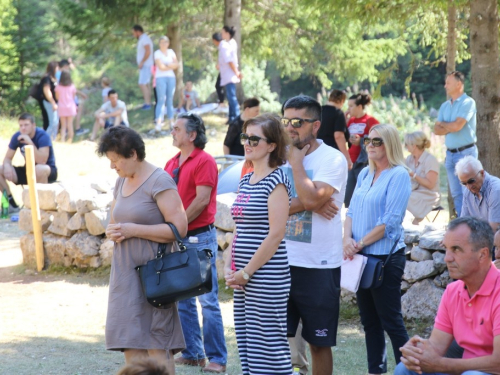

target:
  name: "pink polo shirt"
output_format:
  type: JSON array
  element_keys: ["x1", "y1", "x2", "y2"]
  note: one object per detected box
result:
[{"x1": 434, "y1": 264, "x2": 500, "y2": 359}]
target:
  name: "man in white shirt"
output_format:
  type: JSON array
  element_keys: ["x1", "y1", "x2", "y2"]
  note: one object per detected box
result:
[
  {"x1": 91, "y1": 90, "x2": 129, "y2": 141},
  {"x1": 281, "y1": 95, "x2": 348, "y2": 375},
  {"x1": 132, "y1": 24, "x2": 154, "y2": 110}
]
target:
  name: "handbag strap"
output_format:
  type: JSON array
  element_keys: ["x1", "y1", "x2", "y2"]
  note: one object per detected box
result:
[
  {"x1": 382, "y1": 236, "x2": 401, "y2": 267},
  {"x1": 156, "y1": 223, "x2": 187, "y2": 258}
]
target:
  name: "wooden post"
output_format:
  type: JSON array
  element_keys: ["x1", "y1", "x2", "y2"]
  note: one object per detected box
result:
[{"x1": 25, "y1": 145, "x2": 44, "y2": 271}]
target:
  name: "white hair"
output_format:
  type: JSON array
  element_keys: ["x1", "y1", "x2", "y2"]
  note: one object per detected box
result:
[{"x1": 455, "y1": 155, "x2": 483, "y2": 176}]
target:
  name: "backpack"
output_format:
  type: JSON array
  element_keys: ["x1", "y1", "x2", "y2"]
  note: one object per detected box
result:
[{"x1": 29, "y1": 83, "x2": 41, "y2": 101}]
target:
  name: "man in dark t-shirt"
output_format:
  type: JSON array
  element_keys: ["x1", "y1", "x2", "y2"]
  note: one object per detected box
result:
[
  {"x1": 0, "y1": 113, "x2": 57, "y2": 210},
  {"x1": 223, "y1": 97, "x2": 260, "y2": 156}
]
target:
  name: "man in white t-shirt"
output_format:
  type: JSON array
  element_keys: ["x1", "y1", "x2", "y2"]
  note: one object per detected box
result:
[
  {"x1": 132, "y1": 24, "x2": 154, "y2": 110},
  {"x1": 281, "y1": 95, "x2": 348, "y2": 375},
  {"x1": 91, "y1": 90, "x2": 129, "y2": 141}
]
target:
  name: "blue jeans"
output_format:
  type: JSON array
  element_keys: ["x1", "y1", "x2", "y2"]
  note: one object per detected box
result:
[
  {"x1": 43, "y1": 100, "x2": 59, "y2": 140},
  {"x1": 155, "y1": 76, "x2": 176, "y2": 122},
  {"x1": 224, "y1": 82, "x2": 240, "y2": 122},
  {"x1": 394, "y1": 362, "x2": 490, "y2": 375},
  {"x1": 444, "y1": 145, "x2": 478, "y2": 216},
  {"x1": 177, "y1": 227, "x2": 227, "y2": 365}
]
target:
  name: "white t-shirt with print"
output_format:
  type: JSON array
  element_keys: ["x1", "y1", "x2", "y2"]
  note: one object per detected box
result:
[
  {"x1": 154, "y1": 49, "x2": 176, "y2": 78},
  {"x1": 136, "y1": 33, "x2": 154, "y2": 67},
  {"x1": 281, "y1": 141, "x2": 348, "y2": 269}
]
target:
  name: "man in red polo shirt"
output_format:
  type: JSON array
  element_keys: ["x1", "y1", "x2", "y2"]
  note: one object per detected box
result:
[
  {"x1": 396, "y1": 217, "x2": 500, "y2": 375},
  {"x1": 164, "y1": 112, "x2": 227, "y2": 373}
]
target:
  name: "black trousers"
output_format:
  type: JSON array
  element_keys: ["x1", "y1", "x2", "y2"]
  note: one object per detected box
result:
[
  {"x1": 215, "y1": 74, "x2": 225, "y2": 103},
  {"x1": 356, "y1": 248, "x2": 409, "y2": 374},
  {"x1": 38, "y1": 99, "x2": 49, "y2": 130},
  {"x1": 344, "y1": 162, "x2": 367, "y2": 208}
]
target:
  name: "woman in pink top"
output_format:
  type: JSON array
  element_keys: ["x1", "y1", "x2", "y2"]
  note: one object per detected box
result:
[{"x1": 55, "y1": 71, "x2": 77, "y2": 142}]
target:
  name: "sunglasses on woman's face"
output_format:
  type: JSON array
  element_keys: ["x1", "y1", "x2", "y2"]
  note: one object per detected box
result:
[
  {"x1": 280, "y1": 117, "x2": 317, "y2": 128},
  {"x1": 460, "y1": 171, "x2": 481, "y2": 186},
  {"x1": 363, "y1": 137, "x2": 384, "y2": 147},
  {"x1": 240, "y1": 133, "x2": 268, "y2": 147}
]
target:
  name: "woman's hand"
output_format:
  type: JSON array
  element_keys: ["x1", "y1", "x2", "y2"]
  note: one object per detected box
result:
[
  {"x1": 52, "y1": 102, "x2": 58, "y2": 111},
  {"x1": 409, "y1": 170, "x2": 415, "y2": 178},
  {"x1": 350, "y1": 134, "x2": 361, "y2": 146},
  {"x1": 106, "y1": 223, "x2": 135, "y2": 243},
  {"x1": 225, "y1": 269, "x2": 247, "y2": 290},
  {"x1": 343, "y1": 237, "x2": 359, "y2": 260}
]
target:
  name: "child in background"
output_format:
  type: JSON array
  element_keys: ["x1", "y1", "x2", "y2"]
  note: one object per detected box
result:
[
  {"x1": 101, "y1": 77, "x2": 112, "y2": 103},
  {"x1": 55, "y1": 71, "x2": 77, "y2": 142}
]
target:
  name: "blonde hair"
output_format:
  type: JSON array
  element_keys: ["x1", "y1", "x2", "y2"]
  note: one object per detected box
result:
[
  {"x1": 368, "y1": 124, "x2": 409, "y2": 172},
  {"x1": 404, "y1": 131, "x2": 431, "y2": 150},
  {"x1": 159, "y1": 35, "x2": 170, "y2": 44}
]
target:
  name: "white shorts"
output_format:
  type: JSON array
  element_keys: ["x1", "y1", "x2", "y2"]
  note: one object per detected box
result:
[{"x1": 138, "y1": 65, "x2": 152, "y2": 85}]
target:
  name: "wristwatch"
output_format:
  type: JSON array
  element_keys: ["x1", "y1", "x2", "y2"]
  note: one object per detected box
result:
[
  {"x1": 359, "y1": 238, "x2": 365, "y2": 249},
  {"x1": 241, "y1": 269, "x2": 251, "y2": 280}
]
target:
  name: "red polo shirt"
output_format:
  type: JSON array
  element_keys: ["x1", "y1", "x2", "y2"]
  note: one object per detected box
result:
[{"x1": 164, "y1": 148, "x2": 218, "y2": 231}]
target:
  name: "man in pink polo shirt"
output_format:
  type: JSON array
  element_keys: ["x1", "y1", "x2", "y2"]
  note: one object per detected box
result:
[{"x1": 395, "y1": 217, "x2": 500, "y2": 375}]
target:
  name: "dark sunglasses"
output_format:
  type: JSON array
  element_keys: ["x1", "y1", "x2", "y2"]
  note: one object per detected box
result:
[
  {"x1": 240, "y1": 133, "x2": 268, "y2": 147},
  {"x1": 280, "y1": 117, "x2": 317, "y2": 128},
  {"x1": 460, "y1": 171, "x2": 481, "y2": 186},
  {"x1": 172, "y1": 167, "x2": 180, "y2": 184},
  {"x1": 363, "y1": 137, "x2": 384, "y2": 147}
]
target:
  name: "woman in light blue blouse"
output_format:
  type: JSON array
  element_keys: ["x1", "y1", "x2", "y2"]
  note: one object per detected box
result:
[{"x1": 343, "y1": 124, "x2": 411, "y2": 375}]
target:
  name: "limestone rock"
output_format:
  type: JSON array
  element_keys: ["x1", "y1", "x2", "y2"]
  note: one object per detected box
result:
[
  {"x1": 403, "y1": 260, "x2": 438, "y2": 283},
  {"x1": 418, "y1": 230, "x2": 446, "y2": 251},
  {"x1": 55, "y1": 187, "x2": 96, "y2": 213},
  {"x1": 432, "y1": 251, "x2": 447, "y2": 273},
  {"x1": 18, "y1": 208, "x2": 53, "y2": 233},
  {"x1": 76, "y1": 193, "x2": 112, "y2": 214},
  {"x1": 404, "y1": 226, "x2": 422, "y2": 244},
  {"x1": 91, "y1": 180, "x2": 114, "y2": 194},
  {"x1": 20, "y1": 233, "x2": 37, "y2": 269},
  {"x1": 67, "y1": 213, "x2": 86, "y2": 231},
  {"x1": 340, "y1": 288, "x2": 357, "y2": 304},
  {"x1": 216, "y1": 249, "x2": 226, "y2": 281},
  {"x1": 47, "y1": 211, "x2": 75, "y2": 237},
  {"x1": 401, "y1": 280, "x2": 411, "y2": 291},
  {"x1": 433, "y1": 270, "x2": 452, "y2": 288},
  {"x1": 216, "y1": 229, "x2": 229, "y2": 250},
  {"x1": 22, "y1": 183, "x2": 63, "y2": 210},
  {"x1": 99, "y1": 239, "x2": 114, "y2": 267},
  {"x1": 402, "y1": 279, "x2": 444, "y2": 320},
  {"x1": 214, "y1": 193, "x2": 236, "y2": 231},
  {"x1": 85, "y1": 209, "x2": 110, "y2": 236},
  {"x1": 410, "y1": 246, "x2": 433, "y2": 262},
  {"x1": 43, "y1": 234, "x2": 70, "y2": 267},
  {"x1": 66, "y1": 231, "x2": 102, "y2": 268},
  {"x1": 225, "y1": 231, "x2": 234, "y2": 248}
]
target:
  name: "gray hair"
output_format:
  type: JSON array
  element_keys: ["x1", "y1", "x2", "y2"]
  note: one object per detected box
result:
[
  {"x1": 159, "y1": 35, "x2": 170, "y2": 44},
  {"x1": 447, "y1": 216, "x2": 494, "y2": 256},
  {"x1": 455, "y1": 155, "x2": 483, "y2": 176},
  {"x1": 178, "y1": 112, "x2": 207, "y2": 150}
]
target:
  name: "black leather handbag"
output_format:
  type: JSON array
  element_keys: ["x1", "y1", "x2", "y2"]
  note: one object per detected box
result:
[
  {"x1": 136, "y1": 222, "x2": 213, "y2": 308},
  {"x1": 359, "y1": 237, "x2": 400, "y2": 289}
]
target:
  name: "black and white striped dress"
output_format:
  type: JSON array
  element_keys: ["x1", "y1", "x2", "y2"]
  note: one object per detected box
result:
[{"x1": 231, "y1": 168, "x2": 293, "y2": 375}]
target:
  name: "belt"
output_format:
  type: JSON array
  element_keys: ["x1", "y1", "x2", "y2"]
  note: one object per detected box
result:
[
  {"x1": 186, "y1": 223, "x2": 215, "y2": 237},
  {"x1": 447, "y1": 143, "x2": 475, "y2": 153}
]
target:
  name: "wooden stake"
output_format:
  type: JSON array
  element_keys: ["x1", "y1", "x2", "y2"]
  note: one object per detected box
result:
[{"x1": 25, "y1": 145, "x2": 44, "y2": 271}]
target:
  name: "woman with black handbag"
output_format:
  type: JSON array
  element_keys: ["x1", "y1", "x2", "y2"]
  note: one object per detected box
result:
[
  {"x1": 97, "y1": 126, "x2": 188, "y2": 374},
  {"x1": 343, "y1": 124, "x2": 411, "y2": 375}
]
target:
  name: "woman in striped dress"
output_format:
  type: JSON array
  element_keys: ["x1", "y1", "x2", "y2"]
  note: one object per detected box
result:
[{"x1": 225, "y1": 114, "x2": 293, "y2": 375}]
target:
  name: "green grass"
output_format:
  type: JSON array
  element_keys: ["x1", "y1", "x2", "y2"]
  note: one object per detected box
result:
[{"x1": 0, "y1": 117, "x2": 18, "y2": 139}]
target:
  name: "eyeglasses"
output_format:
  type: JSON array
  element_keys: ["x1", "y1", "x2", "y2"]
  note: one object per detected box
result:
[
  {"x1": 240, "y1": 133, "x2": 268, "y2": 147},
  {"x1": 280, "y1": 118, "x2": 318, "y2": 128},
  {"x1": 460, "y1": 171, "x2": 481, "y2": 186},
  {"x1": 363, "y1": 137, "x2": 384, "y2": 147},
  {"x1": 172, "y1": 167, "x2": 179, "y2": 184}
]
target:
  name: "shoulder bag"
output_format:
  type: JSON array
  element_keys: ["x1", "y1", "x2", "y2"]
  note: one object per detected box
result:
[
  {"x1": 359, "y1": 237, "x2": 400, "y2": 289},
  {"x1": 136, "y1": 222, "x2": 213, "y2": 308}
]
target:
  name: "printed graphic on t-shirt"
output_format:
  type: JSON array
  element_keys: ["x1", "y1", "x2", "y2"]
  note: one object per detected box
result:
[
  {"x1": 282, "y1": 166, "x2": 313, "y2": 243},
  {"x1": 348, "y1": 123, "x2": 367, "y2": 135}
]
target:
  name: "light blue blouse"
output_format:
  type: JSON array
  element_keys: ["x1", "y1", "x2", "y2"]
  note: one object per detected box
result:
[{"x1": 347, "y1": 165, "x2": 411, "y2": 255}]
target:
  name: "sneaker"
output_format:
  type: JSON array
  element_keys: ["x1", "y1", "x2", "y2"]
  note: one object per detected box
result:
[
  {"x1": 9, "y1": 204, "x2": 20, "y2": 214},
  {"x1": 141, "y1": 104, "x2": 152, "y2": 110},
  {"x1": 75, "y1": 128, "x2": 89, "y2": 136}
]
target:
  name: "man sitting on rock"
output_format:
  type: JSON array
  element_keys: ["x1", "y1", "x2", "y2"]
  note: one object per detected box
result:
[
  {"x1": 0, "y1": 113, "x2": 57, "y2": 211},
  {"x1": 90, "y1": 90, "x2": 129, "y2": 141},
  {"x1": 395, "y1": 216, "x2": 500, "y2": 375},
  {"x1": 457, "y1": 155, "x2": 500, "y2": 232}
]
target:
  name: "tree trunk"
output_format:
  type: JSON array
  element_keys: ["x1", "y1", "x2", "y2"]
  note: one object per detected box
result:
[
  {"x1": 470, "y1": 0, "x2": 500, "y2": 176},
  {"x1": 224, "y1": 0, "x2": 244, "y2": 102},
  {"x1": 446, "y1": 0, "x2": 457, "y2": 219},
  {"x1": 167, "y1": 22, "x2": 183, "y2": 107}
]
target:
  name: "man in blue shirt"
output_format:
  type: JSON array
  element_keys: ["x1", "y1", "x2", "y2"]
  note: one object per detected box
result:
[
  {"x1": 0, "y1": 113, "x2": 57, "y2": 210},
  {"x1": 456, "y1": 156, "x2": 500, "y2": 232},
  {"x1": 434, "y1": 71, "x2": 477, "y2": 216}
]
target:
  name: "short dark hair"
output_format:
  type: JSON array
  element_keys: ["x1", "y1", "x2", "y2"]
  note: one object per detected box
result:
[
  {"x1": 97, "y1": 126, "x2": 146, "y2": 161},
  {"x1": 19, "y1": 113, "x2": 35, "y2": 124},
  {"x1": 349, "y1": 93, "x2": 372, "y2": 108},
  {"x1": 212, "y1": 32, "x2": 222, "y2": 42},
  {"x1": 447, "y1": 70, "x2": 465, "y2": 84},
  {"x1": 108, "y1": 89, "x2": 117, "y2": 97},
  {"x1": 58, "y1": 59, "x2": 70, "y2": 68},
  {"x1": 243, "y1": 113, "x2": 289, "y2": 168},
  {"x1": 448, "y1": 216, "x2": 494, "y2": 256},
  {"x1": 329, "y1": 89, "x2": 346, "y2": 104},
  {"x1": 177, "y1": 112, "x2": 207, "y2": 150},
  {"x1": 282, "y1": 95, "x2": 321, "y2": 122},
  {"x1": 243, "y1": 97, "x2": 260, "y2": 110},
  {"x1": 222, "y1": 25, "x2": 236, "y2": 38},
  {"x1": 132, "y1": 24, "x2": 144, "y2": 32}
]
